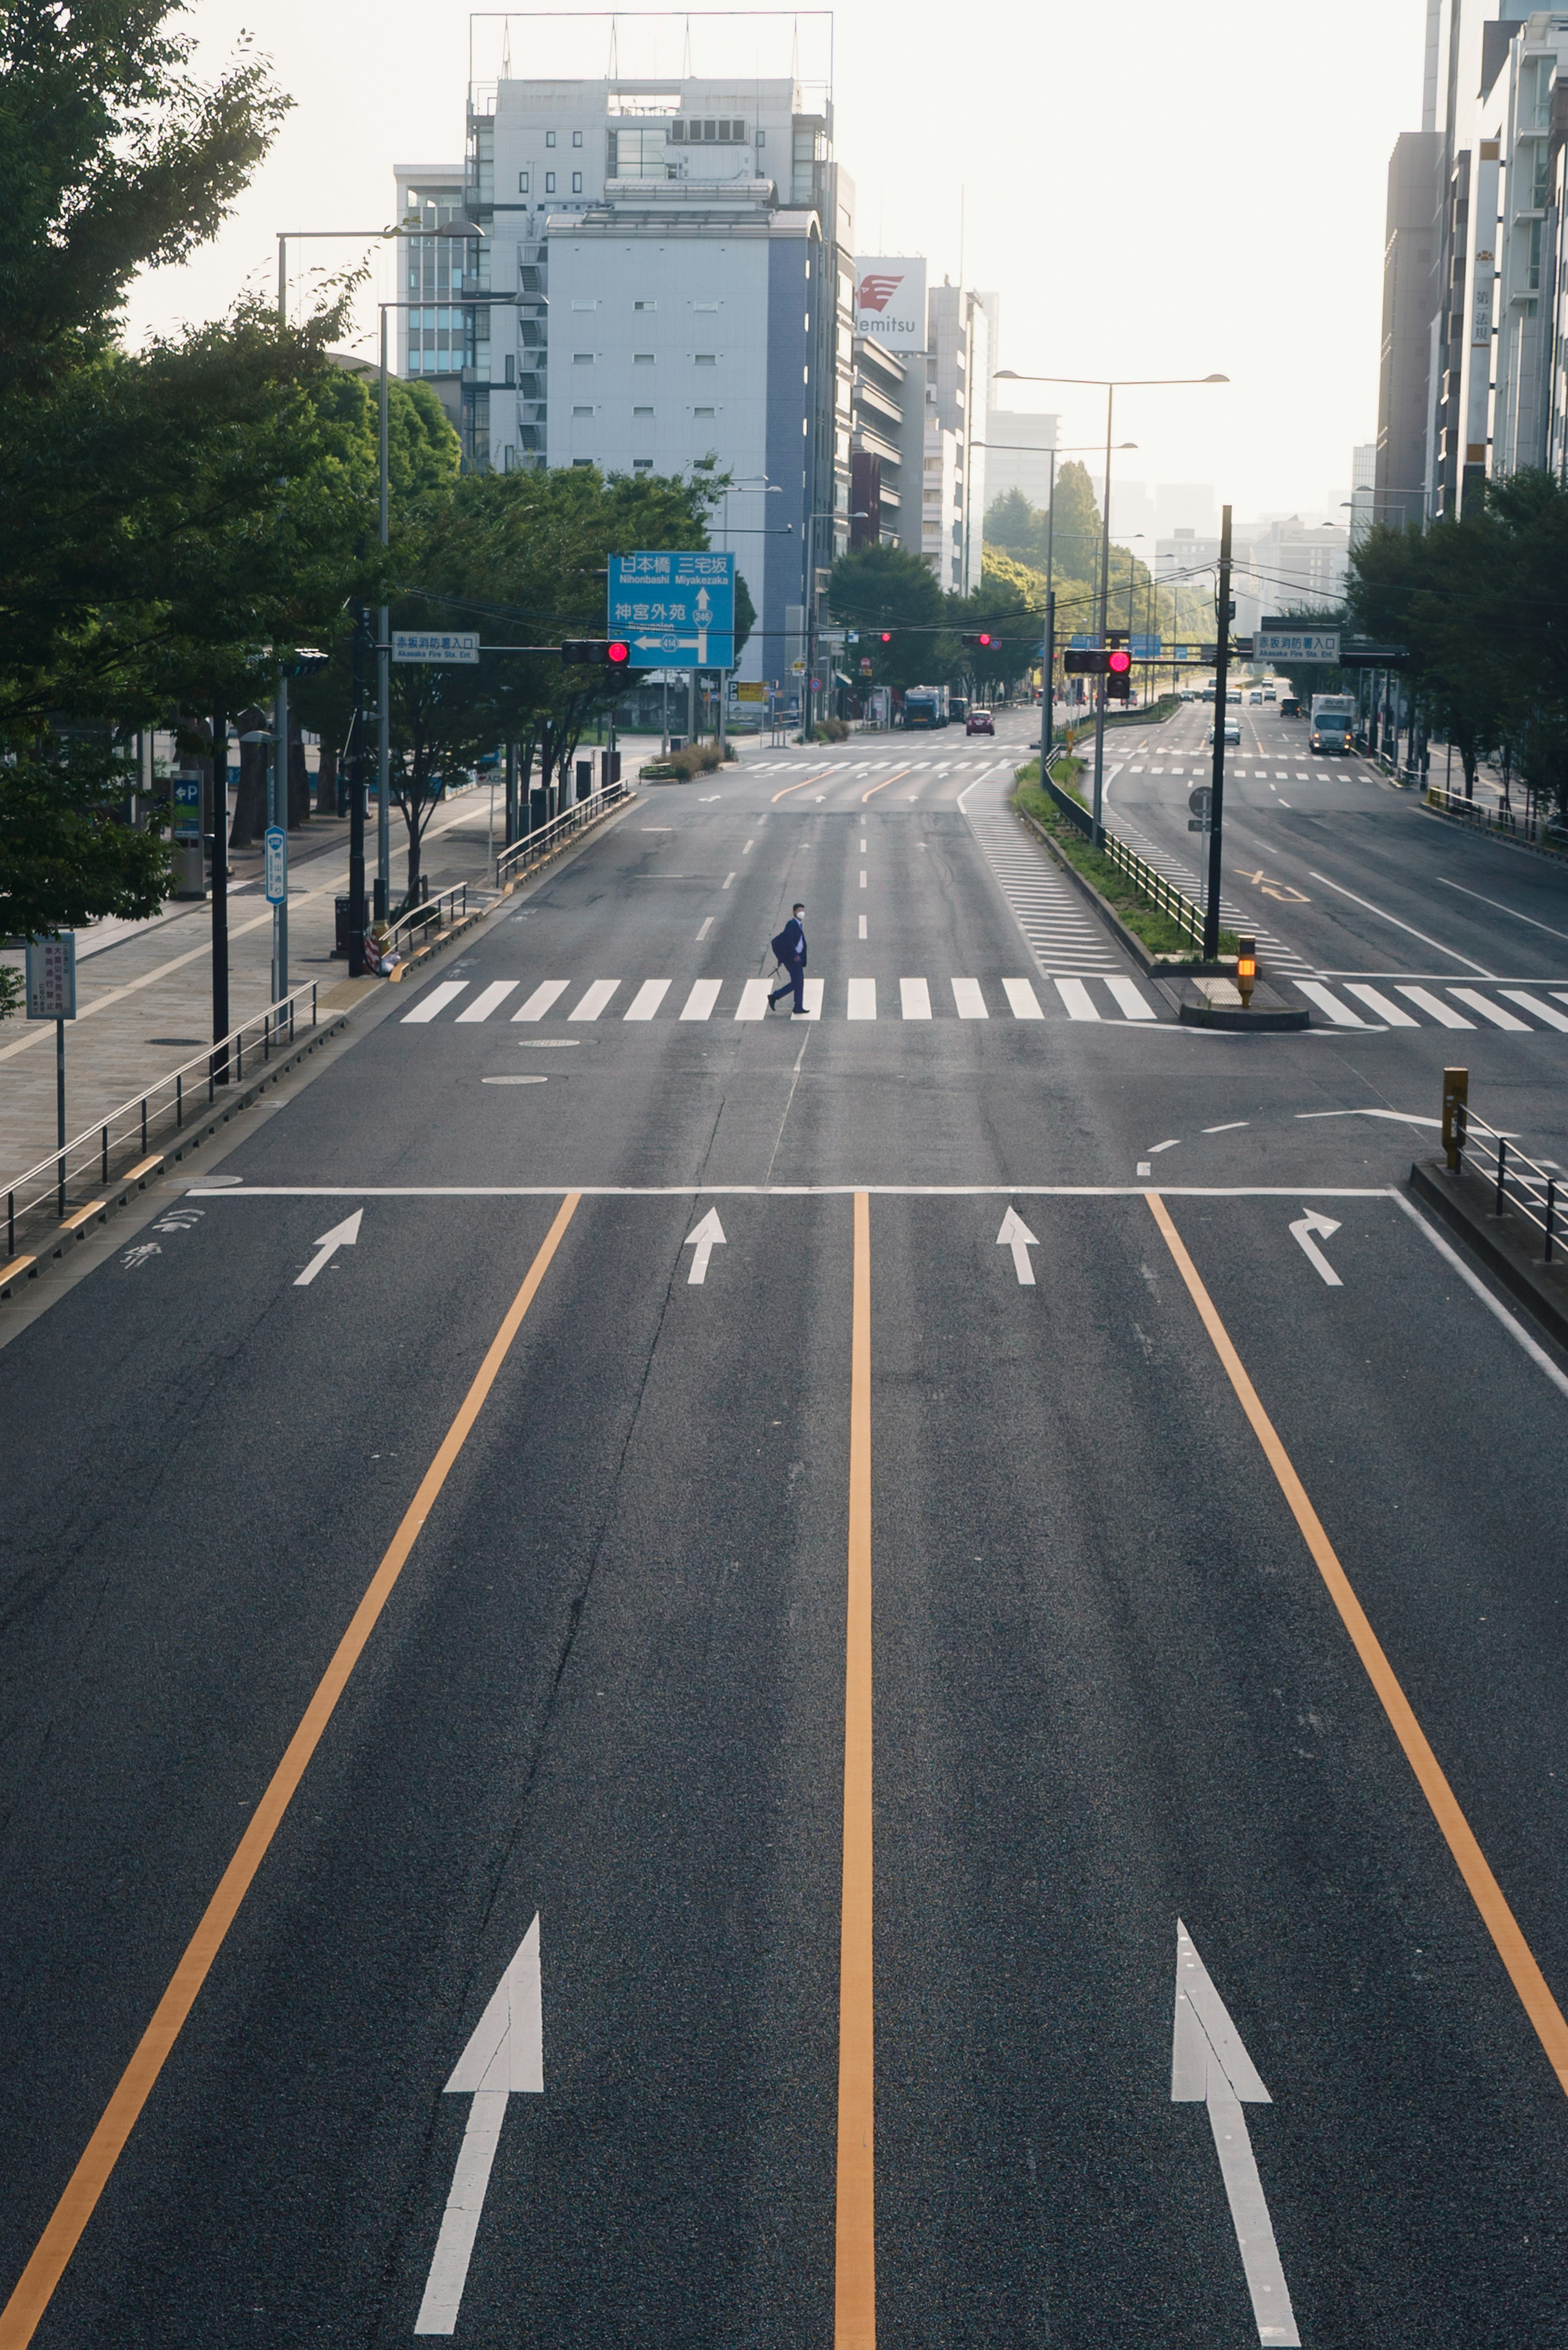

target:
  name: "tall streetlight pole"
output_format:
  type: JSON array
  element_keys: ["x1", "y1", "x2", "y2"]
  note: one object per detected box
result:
[
  {"x1": 996, "y1": 370, "x2": 1227, "y2": 844},
  {"x1": 973, "y1": 438, "x2": 1134, "y2": 755},
  {"x1": 804, "y1": 508, "x2": 866, "y2": 735}
]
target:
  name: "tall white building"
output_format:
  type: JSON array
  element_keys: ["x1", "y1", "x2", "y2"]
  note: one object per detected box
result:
[
  {"x1": 981, "y1": 410, "x2": 1059, "y2": 517},
  {"x1": 924, "y1": 283, "x2": 993, "y2": 592},
  {"x1": 396, "y1": 71, "x2": 855, "y2": 687},
  {"x1": 1349, "y1": 441, "x2": 1378, "y2": 549}
]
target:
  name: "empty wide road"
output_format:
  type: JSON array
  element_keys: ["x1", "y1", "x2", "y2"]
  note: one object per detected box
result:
[{"x1": 4, "y1": 708, "x2": 1568, "y2": 2348}]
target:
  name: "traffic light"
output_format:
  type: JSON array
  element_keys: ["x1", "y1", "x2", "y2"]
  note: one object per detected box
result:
[
  {"x1": 559, "y1": 639, "x2": 634, "y2": 667},
  {"x1": 1107, "y1": 645, "x2": 1132, "y2": 701},
  {"x1": 879, "y1": 630, "x2": 893, "y2": 644},
  {"x1": 962, "y1": 632, "x2": 1001, "y2": 650}
]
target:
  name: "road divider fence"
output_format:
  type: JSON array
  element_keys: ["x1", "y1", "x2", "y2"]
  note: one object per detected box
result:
[
  {"x1": 495, "y1": 779, "x2": 636, "y2": 895},
  {"x1": 1425, "y1": 781, "x2": 1568, "y2": 858},
  {"x1": 1039, "y1": 756, "x2": 1206, "y2": 951}
]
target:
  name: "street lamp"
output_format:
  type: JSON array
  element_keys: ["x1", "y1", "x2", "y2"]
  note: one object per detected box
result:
[
  {"x1": 996, "y1": 369, "x2": 1227, "y2": 843},
  {"x1": 973, "y1": 439, "x2": 1136, "y2": 752}
]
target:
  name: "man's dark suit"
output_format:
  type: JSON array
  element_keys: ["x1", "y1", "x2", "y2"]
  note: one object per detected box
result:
[{"x1": 768, "y1": 916, "x2": 807, "y2": 1013}]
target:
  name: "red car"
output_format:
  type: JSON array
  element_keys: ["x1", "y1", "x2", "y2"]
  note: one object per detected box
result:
[{"x1": 966, "y1": 706, "x2": 994, "y2": 735}]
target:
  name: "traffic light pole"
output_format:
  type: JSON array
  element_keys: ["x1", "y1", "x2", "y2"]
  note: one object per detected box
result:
[
  {"x1": 1202, "y1": 503, "x2": 1233, "y2": 962},
  {"x1": 1041, "y1": 589, "x2": 1055, "y2": 760},
  {"x1": 348, "y1": 606, "x2": 367, "y2": 979},
  {"x1": 1090, "y1": 385, "x2": 1114, "y2": 848}
]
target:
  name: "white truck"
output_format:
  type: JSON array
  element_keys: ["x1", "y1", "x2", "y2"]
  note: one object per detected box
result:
[{"x1": 1309, "y1": 693, "x2": 1356, "y2": 755}]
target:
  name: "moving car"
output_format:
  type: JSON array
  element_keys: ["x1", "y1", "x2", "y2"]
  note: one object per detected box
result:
[
  {"x1": 1280, "y1": 696, "x2": 1300, "y2": 717},
  {"x1": 1207, "y1": 719, "x2": 1242, "y2": 746},
  {"x1": 966, "y1": 706, "x2": 994, "y2": 735},
  {"x1": 1248, "y1": 689, "x2": 1263, "y2": 704}
]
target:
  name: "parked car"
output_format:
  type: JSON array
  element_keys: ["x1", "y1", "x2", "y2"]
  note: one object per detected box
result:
[
  {"x1": 1207, "y1": 719, "x2": 1242, "y2": 746},
  {"x1": 966, "y1": 706, "x2": 994, "y2": 735}
]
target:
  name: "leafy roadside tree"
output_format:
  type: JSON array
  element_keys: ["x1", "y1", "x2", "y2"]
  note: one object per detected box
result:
[
  {"x1": 948, "y1": 576, "x2": 1038, "y2": 697},
  {"x1": 828, "y1": 544, "x2": 957, "y2": 693}
]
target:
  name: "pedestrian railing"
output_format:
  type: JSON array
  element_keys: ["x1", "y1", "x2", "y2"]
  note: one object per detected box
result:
[
  {"x1": 1425, "y1": 782, "x2": 1568, "y2": 853},
  {"x1": 4, "y1": 980, "x2": 323, "y2": 1261},
  {"x1": 1444, "y1": 1087, "x2": 1564, "y2": 1262},
  {"x1": 1036, "y1": 757, "x2": 1206, "y2": 950},
  {"x1": 494, "y1": 778, "x2": 635, "y2": 893},
  {"x1": 386, "y1": 880, "x2": 470, "y2": 962}
]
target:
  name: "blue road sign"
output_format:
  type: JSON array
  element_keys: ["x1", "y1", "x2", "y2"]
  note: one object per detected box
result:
[
  {"x1": 609, "y1": 551, "x2": 735, "y2": 669},
  {"x1": 1130, "y1": 635, "x2": 1162, "y2": 659}
]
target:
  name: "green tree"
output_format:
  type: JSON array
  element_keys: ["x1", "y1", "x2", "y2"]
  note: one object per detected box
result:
[
  {"x1": 828, "y1": 544, "x2": 957, "y2": 693},
  {"x1": 948, "y1": 575, "x2": 1038, "y2": 695}
]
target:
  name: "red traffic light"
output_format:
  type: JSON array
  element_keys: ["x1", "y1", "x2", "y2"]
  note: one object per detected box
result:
[
  {"x1": 880, "y1": 630, "x2": 893, "y2": 644},
  {"x1": 606, "y1": 640, "x2": 631, "y2": 668},
  {"x1": 1107, "y1": 647, "x2": 1132, "y2": 675},
  {"x1": 978, "y1": 631, "x2": 995, "y2": 647}
]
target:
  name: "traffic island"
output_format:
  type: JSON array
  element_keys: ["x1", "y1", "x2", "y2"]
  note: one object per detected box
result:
[
  {"x1": 1176, "y1": 976, "x2": 1309, "y2": 1032},
  {"x1": 1409, "y1": 1155, "x2": 1568, "y2": 1352}
]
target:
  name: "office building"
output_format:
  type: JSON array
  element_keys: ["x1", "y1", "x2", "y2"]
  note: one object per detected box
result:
[
  {"x1": 924, "y1": 283, "x2": 993, "y2": 591},
  {"x1": 1349, "y1": 441, "x2": 1378, "y2": 549},
  {"x1": 982, "y1": 409, "x2": 1059, "y2": 517}
]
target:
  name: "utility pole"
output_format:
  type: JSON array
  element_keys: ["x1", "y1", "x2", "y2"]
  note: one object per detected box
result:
[
  {"x1": 1203, "y1": 504, "x2": 1234, "y2": 962},
  {"x1": 1041, "y1": 588, "x2": 1056, "y2": 759},
  {"x1": 377, "y1": 312, "x2": 392, "y2": 922},
  {"x1": 271, "y1": 668, "x2": 289, "y2": 1005},
  {"x1": 209, "y1": 711, "x2": 230, "y2": 1082},
  {"x1": 1090, "y1": 388, "x2": 1114, "y2": 847},
  {"x1": 348, "y1": 605, "x2": 368, "y2": 977}
]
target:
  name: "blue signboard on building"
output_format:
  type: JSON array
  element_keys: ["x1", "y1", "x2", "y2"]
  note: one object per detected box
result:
[{"x1": 608, "y1": 551, "x2": 735, "y2": 670}]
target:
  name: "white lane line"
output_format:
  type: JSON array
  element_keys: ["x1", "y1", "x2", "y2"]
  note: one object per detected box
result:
[
  {"x1": 1289, "y1": 1207, "x2": 1343, "y2": 1286},
  {"x1": 900, "y1": 977, "x2": 932, "y2": 1019},
  {"x1": 696, "y1": 917, "x2": 714, "y2": 941},
  {"x1": 512, "y1": 982, "x2": 570, "y2": 1022},
  {"x1": 1172, "y1": 1922, "x2": 1300, "y2": 2348},
  {"x1": 1147, "y1": 1139, "x2": 1180, "y2": 1155},
  {"x1": 860, "y1": 837, "x2": 868, "y2": 851},
  {"x1": 1295, "y1": 981, "x2": 1366, "y2": 1027},
  {"x1": 722, "y1": 871, "x2": 736, "y2": 889},
  {"x1": 1203, "y1": 1122, "x2": 1250, "y2": 1133},
  {"x1": 735, "y1": 978, "x2": 770, "y2": 1020},
  {"x1": 1393, "y1": 1190, "x2": 1568, "y2": 1401},
  {"x1": 1296, "y1": 1108, "x2": 1443, "y2": 1127},
  {"x1": 997, "y1": 1206, "x2": 1039, "y2": 1284},
  {"x1": 402, "y1": 982, "x2": 468, "y2": 1024},
  {"x1": 414, "y1": 1917, "x2": 543, "y2": 2338},
  {"x1": 1438, "y1": 877, "x2": 1568, "y2": 944},
  {"x1": 858, "y1": 915, "x2": 868, "y2": 940},
  {"x1": 624, "y1": 979, "x2": 671, "y2": 1021},
  {"x1": 859, "y1": 869, "x2": 867, "y2": 889},
  {"x1": 951, "y1": 977, "x2": 989, "y2": 1018},
  {"x1": 1104, "y1": 975, "x2": 1156, "y2": 1021},
  {"x1": 683, "y1": 1207, "x2": 726, "y2": 1283},
  {"x1": 743, "y1": 838, "x2": 755, "y2": 851},
  {"x1": 1343, "y1": 983, "x2": 1417, "y2": 1027},
  {"x1": 679, "y1": 979, "x2": 722, "y2": 1020},
  {"x1": 1501, "y1": 990, "x2": 1568, "y2": 1031},
  {"x1": 846, "y1": 978, "x2": 877, "y2": 1020},
  {"x1": 1449, "y1": 986, "x2": 1531, "y2": 1031},
  {"x1": 1002, "y1": 978, "x2": 1044, "y2": 1019},
  {"x1": 1054, "y1": 976, "x2": 1100, "y2": 1021},
  {"x1": 793, "y1": 977, "x2": 824, "y2": 1020},
  {"x1": 568, "y1": 980, "x2": 620, "y2": 1020},
  {"x1": 1394, "y1": 985, "x2": 1474, "y2": 1029},
  {"x1": 455, "y1": 982, "x2": 520, "y2": 1025},
  {"x1": 1308, "y1": 871, "x2": 1496, "y2": 975}
]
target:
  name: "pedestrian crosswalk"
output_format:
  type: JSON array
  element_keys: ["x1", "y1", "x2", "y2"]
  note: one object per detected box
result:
[
  {"x1": 746, "y1": 755, "x2": 1007, "y2": 774},
  {"x1": 401, "y1": 969, "x2": 1162, "y2": 1026},
  {"x1": 964, "y1": 771, "x2": 1123, "y2": 976},
  {"x1": 1292, "y1": 980, "x2": 1568, "y2": 1032},
  {"x1": 1128, "y1": 763, "x2": 1316, "y2": 782}
]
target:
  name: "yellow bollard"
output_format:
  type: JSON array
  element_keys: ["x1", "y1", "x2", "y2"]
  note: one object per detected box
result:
[{"x1": 1236, "y1": 936, "x2": 1256, "y2": 1008}]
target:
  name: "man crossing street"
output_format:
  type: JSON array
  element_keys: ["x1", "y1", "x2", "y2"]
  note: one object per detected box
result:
[{"x1": 768, "y1": 902, "x2": 807, "y2": 1015}]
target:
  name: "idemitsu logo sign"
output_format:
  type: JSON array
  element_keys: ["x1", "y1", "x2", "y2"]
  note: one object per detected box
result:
[{"x1": 853, "y1": 258, "x2": 927, "y2": 351}]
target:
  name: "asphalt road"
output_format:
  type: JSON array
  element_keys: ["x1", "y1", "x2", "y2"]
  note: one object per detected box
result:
[{"x1": 4, "y1": 706, "x2": 1568, "y2": 2346}]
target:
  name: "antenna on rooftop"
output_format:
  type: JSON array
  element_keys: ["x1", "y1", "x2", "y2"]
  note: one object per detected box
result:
[{"x1": 608, "y1": 13, "x2": 618, "y2": 77}]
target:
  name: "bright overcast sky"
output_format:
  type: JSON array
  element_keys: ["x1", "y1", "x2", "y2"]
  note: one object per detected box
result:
[{"x1": 127, "y1": 0, "x2": 1428, "y2": 522}]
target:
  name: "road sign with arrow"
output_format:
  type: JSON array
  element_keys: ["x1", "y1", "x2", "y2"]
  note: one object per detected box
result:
[
  {"x1": 683, "y1": 1207, "x2": 726, "y2": 1284},
  {"x1": 415, "y1": 1916, "x2": 543, "y2": 2336},
  {"x1": 1289, "y1": 1209, "x2": 1343, "y2": 1286},
  {"x1": 294, "y1": 1210, "x2": 362, "y2": 1288},
  {"x1": 609, "y1": 552, "x2": 735, "y2": 670},
  {"x1": 996, "y1": 1206, "x2": 1039, "y2": 1285},
  {"x1": 1172, "y1": 1920, "x2": 1300, "y2": 2346}
]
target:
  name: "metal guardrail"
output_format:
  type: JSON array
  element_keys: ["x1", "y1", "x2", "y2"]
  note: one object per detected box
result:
[
  {"x1": 1446, "y1": 1084, "x2": 1562, "y2": 1262},
  {"x1": 386, "y1": 880, "x2": 470, "y2": 962},
  {"x1": 4, "y1": 980, "x2": 323, "y2": 1258},
  {"x1": 494, "y1": 777, "x2": 635, "y2": 891},
  {"x1": 1036, "y1": 758, "x2": 1206, "y2": 949},
  {"x1": 1425, "y1": 782, "x2": 1568, "y2": 852}
]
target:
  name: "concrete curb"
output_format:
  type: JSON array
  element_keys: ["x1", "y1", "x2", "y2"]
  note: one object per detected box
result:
[
  {"x1": 1409, "y1": 1155, "x2": 1568, "y2": 1352},
  {"x1": 1178, "y1": 1001, "x2": 1310, "y2": 1032}
]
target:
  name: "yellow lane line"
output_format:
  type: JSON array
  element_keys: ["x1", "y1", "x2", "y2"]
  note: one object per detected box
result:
[
  {"x1": 836, "y1": 1190, "x2": 876, "y2": 2349},
  {"x1": 0, "y1": 1194, "x2": 582, "y2": 2349},
  {"x1": 1147, "y1": 1191, "x2": 1568, "y2": 2095},
  {"x1": 859, "y1": 767, "x2": 913, "y2": 805},
  {"x1": 770, "y1": 768, "x2": 837, "y2": 803}
]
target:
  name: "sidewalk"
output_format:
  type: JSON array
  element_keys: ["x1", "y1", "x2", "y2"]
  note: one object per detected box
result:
[{"x1": 0, "y1": 789, "x2": 503, "y2": 1192}]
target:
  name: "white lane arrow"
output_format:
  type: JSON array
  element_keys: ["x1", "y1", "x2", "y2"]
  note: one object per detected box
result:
[
  {"x1": 294, "y1": 1208, "x2": 363, "y2": 1288},
  {"x1": 1288, "y1": 1207, "x2": 1343, "y2": 1287},
  {"x1": 683, "y1": 1207, "x2": 726, "y2": 1285},
  {"x1": 1172, "y1": 1920, "x2": 1300, "y2": 2347},
  {"x1": 415, "y1": 1916, "x2": 543, "y2": 2337},
  {"x1": 996, "y1": 1206, "x2": 1039, "y2": 1285}
]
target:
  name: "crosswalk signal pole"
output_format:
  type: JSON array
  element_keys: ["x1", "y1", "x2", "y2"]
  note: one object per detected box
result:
[{"x1": 1203, "y1": 504, "x2": 1233, "y2": 963}]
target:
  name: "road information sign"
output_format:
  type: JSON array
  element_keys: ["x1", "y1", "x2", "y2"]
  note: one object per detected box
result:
[
  {"x1": 26, "y1": 931, "x2": 76, "y2": 1020},
  {"x1": 609, "y1": 551, "x2": 735, "y2": 669},
  {"x1": 264, "y1": 826, "x2": 287, "y2": 906},
  {"x1": 392, "y1": 631, "x2": 479, "y2": 665},
  {"x1": 1257, "y1": 619, "x2": 1340, "y2": 664}
]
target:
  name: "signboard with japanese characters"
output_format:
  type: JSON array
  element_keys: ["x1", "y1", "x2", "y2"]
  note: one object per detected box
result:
[
  {"x1": 608, "y1": 551, "x2": 735, "y2": 669},
  {"x1": 392, "y1": 631, "x2": 480, "y2": 665},
  {"x1": 26, "y1": 931, "x2": 76, "y2": 1020},
  {"x1": 1256, "y1": 621, "x2": 1341, "y2": 665}
]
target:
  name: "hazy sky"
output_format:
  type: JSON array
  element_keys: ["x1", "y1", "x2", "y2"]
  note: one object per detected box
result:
[{"x1": 127, "y1": 0, "x2": 1429, "y2": 519}]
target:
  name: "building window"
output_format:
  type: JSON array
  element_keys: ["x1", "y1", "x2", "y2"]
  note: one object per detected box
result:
[
  {"x1": 546, "y1": 131, "x2": 556, "y2": 147},
  {"x1": 545, "y1": 172, "x2": 555, "y2": 194},
  {"x1": 504, "y1": 354, "x2": 515, "y2": 385},
  {"x1": 572, "y1": 129, "x2": 583, "y2": 147},
  {"x1": 634, "y1": 458, "x2": 653, "y2": 471},
  {"x1": 572, "y1": 172, "x2": 582, "y2": 194},
  {"x1": 635, "y1": 299, "x2": 656, "y2": 311},
  {"x1": 573, "y1": 352, "x2": 594, "y2": 366},
  {"x1": 633, "y1": 405, "x2": 654, "y2": 416},
  {"x1": 694, "y1": 406, "x2": 716, "y2": 418},
  {"x1": 573, "y1": 404, "x2": 594, "y2": 416},
  {"x1": 634, "y1": 352, "x2": 655, "y2": 365},
  {"x1": 519, "y1": 171, "x2": 530, "y2": 194},
  {"x1": 696, "y1": 353, "x2": 717, "y2": 366},
  {"x1": 694, "y1": 300, "x2": 719, "y2": 312},
  {"x1": 572, "y1": 457, "x2": 593, "y2": 467}
]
